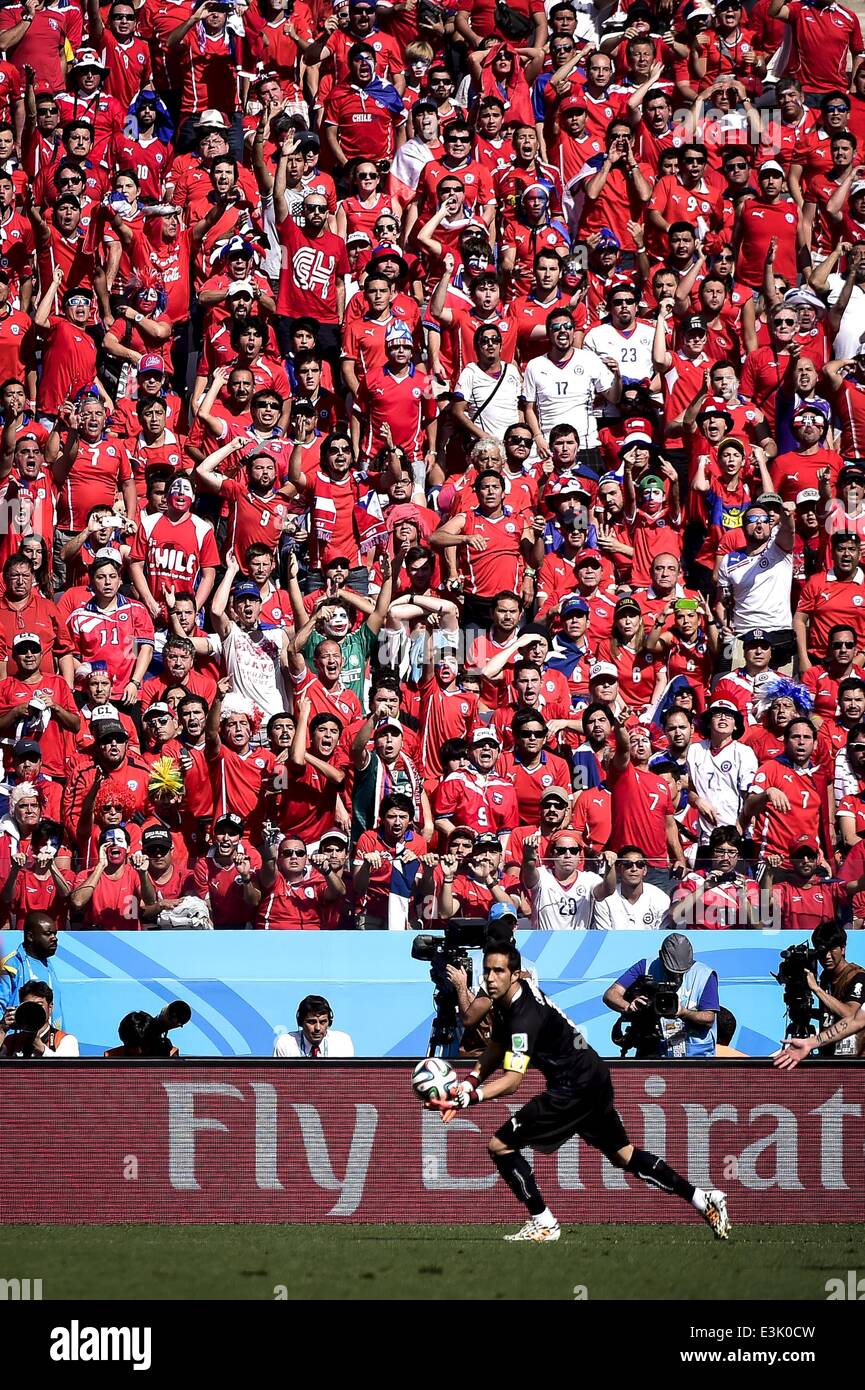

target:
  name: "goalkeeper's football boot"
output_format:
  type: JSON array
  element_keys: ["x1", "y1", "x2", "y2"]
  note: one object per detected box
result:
[
  {"x1": 703, "y1": 1190, "x2": 731, "y2": 1240},
  {"x1": 504, "y1": 1218, "x2": 561, "y2": 1242}
]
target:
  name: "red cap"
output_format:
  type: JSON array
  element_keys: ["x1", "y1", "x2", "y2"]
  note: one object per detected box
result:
[
  {"x1": 790, "y1": 834, "x2": 820, "y2": 855},
  {"x1": 559, "y1": 93, "x2": 587, "y2": 115},
  {"x1": 137, "y1": 353, "x2": 167, "y2": 376},
  {"x1": 621, "y1": 416, "x2": 654, "y2": 444},
  {"x1": 575, "y1": 547, "x2": 603, "y2": 566}
]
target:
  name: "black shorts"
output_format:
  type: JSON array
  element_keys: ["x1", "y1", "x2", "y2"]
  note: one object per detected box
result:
[{"x1": 494, "y1": 1078, "x2": 630, "y2": 1158}]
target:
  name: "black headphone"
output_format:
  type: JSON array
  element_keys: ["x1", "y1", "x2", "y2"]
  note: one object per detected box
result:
[{"x1": 296, "y1": 995, "x2": 334, "y2": 1029}]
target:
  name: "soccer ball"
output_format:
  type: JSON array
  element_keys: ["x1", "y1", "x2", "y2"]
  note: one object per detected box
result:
[{"x1": 411, "y1": 1057, "x2": 458, "y2": 1103}]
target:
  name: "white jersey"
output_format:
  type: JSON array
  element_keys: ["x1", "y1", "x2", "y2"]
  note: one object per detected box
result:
[
  {"x1": 592, "y1": 884, "x2": 671, "y2": 930},
  {"x1": 686, "y1": 737, "x2": 759, "y2": 841},
  {"x1": 826, "y1": 272, "x2": 865, "y2": 360},
  {"x1": 834, "y1": 745, "x2": 859, "y2": 806},
  {"x1": 531, "y1": 864, "x2": 601, "y2": 930},
  {"x1": 583, "y1": 320, "x2": 655, "y2": 386},
  {"x1": 454, "y1": 361, "x2": 523, "y2": 441},
  {"x1": 222, "y1": 621, "x2": 289, "y2": 722},
  {"x1": 520, "y1": 348, "x2": 614, "y2": 447},
  {"x1": 273, "y1": 1028, "x2": 355, "y2": 1058},
  {"x1": 716, "y1": 539, "x2": 793, "y2": 633}
]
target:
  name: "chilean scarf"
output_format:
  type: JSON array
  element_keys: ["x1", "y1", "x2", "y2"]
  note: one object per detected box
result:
[{"x1": 312, "y1": 475, "x2": 389, "y2": 554}]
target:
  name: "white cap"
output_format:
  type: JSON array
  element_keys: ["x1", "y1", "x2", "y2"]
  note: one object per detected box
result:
[
  {"x1": 198, "y1": 109, "x2": 229, "y2": 130},
  {"x1": 852, "y1": 180, "x2": 865, "y2": 196},
  {"x1": 226, "y1": 279, "x2": 255, "y2": 297},
  {"x1": 589, "y1": 661, "x2": 618, "y2": 681},
  {"x1": 758, "y1": 160, "x2": 786, "y2": 177},
  {"x1": 795, "y1": 488, "x2": 820, "y2": 505},
  {"x1": 471, "y1": 726, "x2": 502, "y2": 746}
]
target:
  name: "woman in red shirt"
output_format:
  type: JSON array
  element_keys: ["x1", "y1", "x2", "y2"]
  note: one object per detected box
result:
[
  {"x1": 598, "y1": 596, "x2": 665, "y2": 716},
  {"x1": 645, "y1": 596, "x2": 719, "y2": 713},
  {"x1": 70, "y1": 827, "x2": 143, "y2": 929},
  {"x1": 334, "y1": 161, "x2": 402, "y2": 242}
]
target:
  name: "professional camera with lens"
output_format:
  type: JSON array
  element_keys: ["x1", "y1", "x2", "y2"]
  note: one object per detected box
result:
[
  {"x1": 611, "y1": 974, "x2": 681, "y2": 1057},
  {"x1": 115, "y1": 1001, "x2": 192, "y2": 1057},
  {"x1": 13, "y1": 1000, "x2": 48, "y2": 1032},
  {"x1": 412, "y1": 920, "x2": 490, "y2": 1057},
  {"x1": 772, "y1": 943, "x2": 820, "y2": 1039}
]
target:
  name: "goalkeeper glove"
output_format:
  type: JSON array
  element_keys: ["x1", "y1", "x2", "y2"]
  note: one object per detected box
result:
[{"x1": 447, "y1": 1077, "x2": 483, "y2": 1108}]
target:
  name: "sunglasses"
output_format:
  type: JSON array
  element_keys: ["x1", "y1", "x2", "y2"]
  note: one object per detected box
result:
[
  {"x1": 745, "y1": 514, "x2": 770, "y2": 524},
  {"x1": 833, "y1": 641, "x2": 856, "y2": 649},
  {"x1": 552, "y1": 845, "x2": 580, "y2": 856},
  {"x1": 773, "y1": 317, "x2": 797, "y2": 326},
  {"x1": 519, "y1": 729, "x2": 546, "y2": 738},
  {"x1": 509, "y1": 435, "x2": 532, "y2": 445},
  {"x1": 281, "y1": 846, "x2": 307, "y2": 856},
  {"x1": 620, "y1": 858, "x2": 647, "y2": 868}
]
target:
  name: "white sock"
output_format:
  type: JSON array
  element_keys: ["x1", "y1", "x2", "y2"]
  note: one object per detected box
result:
[
  {"x1": 534, "y1": 1207, "x2": 557, "y2": 1227},
  {"x1": 691, "y1": 1189, "x2": 708, "y2": 1214}
]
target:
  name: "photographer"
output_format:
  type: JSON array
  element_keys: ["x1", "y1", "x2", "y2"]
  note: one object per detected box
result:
[
  {"x1": 0, "y1": 981, "x2": 78, "y2": 1057},
  {"x1": 103, "y1": 1001, "x2": 191, "y2": 1056},
  {"x1": 603, "y1": 932, "x2": 719, "y2": 1057},
  {"x1": 671, "y1": 826, "x2": 761, "y2": 929},
  {"x1": 806, "y1": 923, "x2": 865, "y2": 1058}
]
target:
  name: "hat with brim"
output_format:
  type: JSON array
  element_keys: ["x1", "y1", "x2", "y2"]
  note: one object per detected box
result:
[
  {"x1": 540, "y1": 786, "x2": 571, "y2": 805},
  {"x1": 94, "y1": 720, "x2": 129, "y2": 744},
  {"x1": 659, "y1": 932, "x2": 694, "y2": 973},
  {"x1": 369, "y1": 244, "x2": 408, "y2": 277},
  {"x1": 700, "y1": 698, "x2": 745, "y2": 737},
  {"x1": 589, "y1": 661, "x2": 618, "y2": 681}
]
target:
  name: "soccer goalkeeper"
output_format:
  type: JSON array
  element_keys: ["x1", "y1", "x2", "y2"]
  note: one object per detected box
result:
[{"x1": 428, "y1": 940, "x2": 731, "y2": 1244}]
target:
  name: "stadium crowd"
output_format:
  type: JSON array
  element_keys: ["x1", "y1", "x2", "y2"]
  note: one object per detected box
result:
[{"x1": 2, "y1": 0, "x2": 865, "y2": 938}]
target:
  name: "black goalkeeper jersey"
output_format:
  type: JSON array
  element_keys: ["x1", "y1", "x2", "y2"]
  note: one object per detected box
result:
[{"x1": 490, "y1": 981, "x2": 608, "y2": 1097}]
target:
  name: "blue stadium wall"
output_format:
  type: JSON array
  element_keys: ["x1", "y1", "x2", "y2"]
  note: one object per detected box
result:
[{"x1": 5, "y1": 929, "x2": 810, "y2": 1058}]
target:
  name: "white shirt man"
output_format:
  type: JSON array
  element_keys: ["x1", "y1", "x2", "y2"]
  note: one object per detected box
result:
[
  {"x1": 687, "y1": 732, "x2": 759, "y2": 842},
  {"x1": 223, "y1": 618, "x2": 290, "y2": 722},
  {"x1": 521, "y1": 346, "x2": 614, "y2": 446},
  {"x1": 593, "y1": 882, "x2": 671, "y2": 929},
  {"x1": 825, "y1": 272, "x2": 865, "y2": 360},
  {"x1": 531, "y1": 862, "x2": 603, "y2": 929},
  {"x1": 454, "y1": 360, "x2": 523, "y2": 440},
  {"x1": 716, "y1": 538, "x2": 794, "y2": 633},
  {"x1": 583, "y1": 320, "x2": 655, "y2": 385},
  {"x1": 274, "y1": 1028, "x2": 355, "y2": 1057},
  {"x1": 273, "y1": 993, "x2": 355, "y2": 1057}
]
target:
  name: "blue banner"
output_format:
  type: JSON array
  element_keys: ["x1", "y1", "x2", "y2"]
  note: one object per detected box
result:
[{"x1": 3, "y1": 930, "x2": 805, "y2": 1058}]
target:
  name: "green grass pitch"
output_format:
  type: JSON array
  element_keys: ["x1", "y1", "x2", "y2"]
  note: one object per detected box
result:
[{"x1": 5, "y1": 1224, "x2": 860, "y2": 1300}]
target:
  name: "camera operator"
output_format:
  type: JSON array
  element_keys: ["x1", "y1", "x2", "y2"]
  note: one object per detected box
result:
[
  {"x1": 103, "y1": 1002, "x2": 191, "y2": 1056},
  {"x1": 805, "y1": 923, "x2": 865, "y2": 1057},
  {"x1": 0, "y1": 981, "x2": 78, "y2": 1056},
  {"x1": 444, "y1": 907, "x2": 538, "y2": 1057},
  {"x1": 603, "y1": 932, "x2": 719, "y2": 1057}
]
